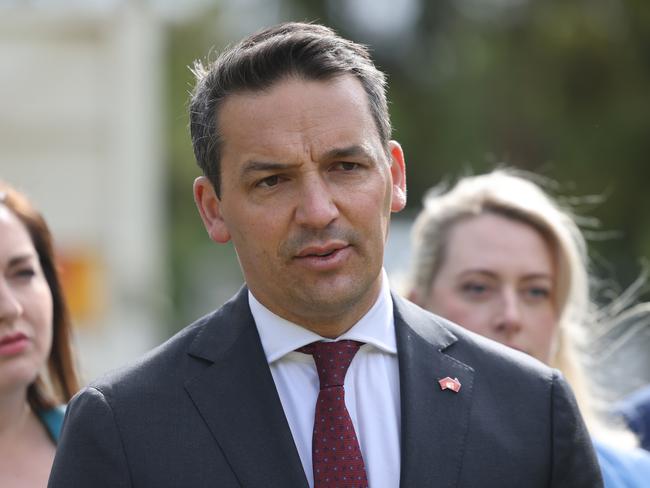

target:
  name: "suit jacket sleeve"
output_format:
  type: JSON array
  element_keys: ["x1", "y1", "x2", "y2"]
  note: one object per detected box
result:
[
  {"x1": 48, "y1": 387, "x2": 132, "y2": 488},
  {"x1": 550, "y1": 371, "x2": 603, "y2": 487}
]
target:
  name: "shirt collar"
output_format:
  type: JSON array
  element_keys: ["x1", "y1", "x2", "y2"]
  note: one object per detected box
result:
[{"x1": 249, "y1": 269, "x2": 397, "y2": 364}]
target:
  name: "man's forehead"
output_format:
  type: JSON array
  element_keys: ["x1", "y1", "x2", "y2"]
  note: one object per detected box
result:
[
  {"x1": 218, "y1": 76, "x2": 373, "y2": 129},
  {"x1": 217, "y1": 77, "x2": 382, "y2": 166}
]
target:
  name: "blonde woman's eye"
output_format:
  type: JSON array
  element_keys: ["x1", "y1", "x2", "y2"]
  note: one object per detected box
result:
[
  {"x1": 461, "y1": 282, "x2": 489, "y2": 295},
  {"x1": 526, "y1": 287, "x2": 551, "y2": 300}
]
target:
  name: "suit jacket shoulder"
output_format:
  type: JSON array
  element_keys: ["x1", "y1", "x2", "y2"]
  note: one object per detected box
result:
[
  {"x1": 88, "y1": 288, "x2": 249, "y2": 397},
  {"x1": 392, "y1": 293, "x2": 603, "y2": 488},
  {"x1": 50, "y1": 287, "x2": 308, "y2": 488}
]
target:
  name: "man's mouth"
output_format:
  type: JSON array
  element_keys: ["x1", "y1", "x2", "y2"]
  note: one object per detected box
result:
[
  {"x1": 291, "y1": 242, "x2": 354, "y2": 271},
  {"x1": 296, "y1": 242, "x2": 348, "y2": 259}
]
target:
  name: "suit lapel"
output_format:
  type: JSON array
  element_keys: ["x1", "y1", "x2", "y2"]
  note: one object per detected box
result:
[
  {"x1": 184, "y1": 288, "x2": 308, "y2": 488},
  {"x1": 393, "y1": 294, "x2": 475, "y2": 488}
]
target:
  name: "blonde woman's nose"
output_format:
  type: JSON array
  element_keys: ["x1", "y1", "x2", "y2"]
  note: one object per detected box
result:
[{"x1": 494, "y1": 288, "x2": 523, "y2": 335}]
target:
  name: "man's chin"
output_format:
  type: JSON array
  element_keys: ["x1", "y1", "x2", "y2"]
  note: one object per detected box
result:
[{"x1": 293, "y1": 276, "x2": 380, "y2": 318}]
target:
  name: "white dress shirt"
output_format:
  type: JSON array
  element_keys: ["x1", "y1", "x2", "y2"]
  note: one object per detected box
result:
[{"x1": 249, "y1": 270, "x2": 401, "y2": 488}]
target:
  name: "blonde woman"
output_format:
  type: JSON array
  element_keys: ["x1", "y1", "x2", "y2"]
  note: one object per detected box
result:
[{"x1": 407, "y1": 169, "x2": 650, "y2": 487}]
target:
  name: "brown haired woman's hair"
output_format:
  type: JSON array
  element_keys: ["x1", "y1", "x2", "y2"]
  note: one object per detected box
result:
[{"x1": 0, "y1": 181, "x2": 79, "y2": 411}]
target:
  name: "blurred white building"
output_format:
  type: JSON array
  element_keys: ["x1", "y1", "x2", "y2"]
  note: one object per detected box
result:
[{"x1": 0, "y1": 2, "x2": 167, "y2": 383}]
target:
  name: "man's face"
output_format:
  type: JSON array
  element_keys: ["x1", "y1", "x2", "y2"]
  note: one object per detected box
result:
[{"x1": 194, "y1": 75, "x2": 406, "y2": 335}]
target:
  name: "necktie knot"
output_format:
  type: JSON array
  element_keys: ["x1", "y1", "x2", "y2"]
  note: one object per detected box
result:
[{"x1": 298, "y1": 340, "x2": 363, "y2": 389}]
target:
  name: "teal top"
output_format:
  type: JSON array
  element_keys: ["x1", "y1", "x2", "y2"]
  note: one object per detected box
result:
[{"x1": 38, "y1": 405, "x2": 66, "y2": 443}]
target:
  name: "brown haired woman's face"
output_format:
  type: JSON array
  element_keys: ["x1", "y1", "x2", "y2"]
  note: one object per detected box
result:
[
  {"x1": 422, "y1": 213, "x2": 559, "y2": 364},
  {"x1": 0, "y1": 206, "x2": 53, "y2": 393}
]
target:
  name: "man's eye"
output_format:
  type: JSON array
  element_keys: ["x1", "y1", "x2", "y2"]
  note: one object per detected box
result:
[
  {"x1": 257, "y1": 175, "x2": 280, "y2": 188},
  {"x1": 334, "y1": 162, "x2": 359, "y2": 171}
]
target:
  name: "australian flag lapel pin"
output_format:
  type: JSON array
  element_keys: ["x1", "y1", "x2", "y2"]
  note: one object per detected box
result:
[{"x1": 438, "y1": 376, "x2": 461, "y2": 393}]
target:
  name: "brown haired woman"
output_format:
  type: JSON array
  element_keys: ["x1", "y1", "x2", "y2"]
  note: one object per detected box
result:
[{"x1": 0, "y1": 181, "x2": 79, "y2": 486}]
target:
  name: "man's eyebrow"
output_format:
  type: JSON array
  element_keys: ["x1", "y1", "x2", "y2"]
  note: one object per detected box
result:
[
  {"x1": 239, "y1": 145, "x2": 373, "y2": 177},
  {"x1": 322, "y1": 144, "x2": 373, "y2": 161},
  {"x1": 240, "y1": 160, "x2": 292, "y2": 176}
]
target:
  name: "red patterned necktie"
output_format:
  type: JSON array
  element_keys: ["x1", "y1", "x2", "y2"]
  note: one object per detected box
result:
[{"x1": 298, "y1": 340, "x2": 369, "y2": 488}]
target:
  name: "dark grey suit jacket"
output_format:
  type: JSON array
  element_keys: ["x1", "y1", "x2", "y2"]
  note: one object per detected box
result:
[{"x1": 49, "y1": 288, "x2": 603, "y2": 487}]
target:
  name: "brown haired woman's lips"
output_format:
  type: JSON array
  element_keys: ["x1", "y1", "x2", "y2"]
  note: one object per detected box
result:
[{"x1": 0, "y1": 331, "x2": 29, "y2": 356}]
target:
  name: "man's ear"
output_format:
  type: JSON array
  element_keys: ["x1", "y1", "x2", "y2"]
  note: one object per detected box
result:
[
  {"x1": 388, "y1": 140, "x2": 407, "y2": 212},
  {"x1": 193, "y1": 176, "x2": 231, "y2": 243}
]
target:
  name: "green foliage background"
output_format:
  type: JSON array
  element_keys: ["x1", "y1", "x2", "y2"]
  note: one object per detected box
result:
[{"x1": 165, "y1": 0, "x2": 650, "y2": 330}]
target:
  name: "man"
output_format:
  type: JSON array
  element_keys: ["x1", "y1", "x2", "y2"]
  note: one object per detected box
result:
[{"x1": 49, "y1": 22, "x2": 603, "y2": 487}]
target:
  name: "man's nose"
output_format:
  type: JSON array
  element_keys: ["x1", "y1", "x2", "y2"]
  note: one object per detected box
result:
[
  {"x1": 494, "y1": 288, "x2": 523, "y2": 336},
  {"x1": 294, "y1": 176, "x2": 339, "y2": 229},
  {"x1": 0, "y1": 280, "x2": 23, "y2": 325}
]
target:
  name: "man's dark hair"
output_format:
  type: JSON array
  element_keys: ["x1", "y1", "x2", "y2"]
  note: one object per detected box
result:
[{"x1": 189, "y1": 22, "x2": 391, "y2": 197}]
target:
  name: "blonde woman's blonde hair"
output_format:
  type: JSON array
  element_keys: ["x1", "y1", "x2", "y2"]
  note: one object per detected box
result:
[{"x1": 408, "y1": 168, "x2": 634, "y2": 444}]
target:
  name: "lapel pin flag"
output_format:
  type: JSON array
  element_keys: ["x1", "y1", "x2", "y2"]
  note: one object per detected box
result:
[{"x1": 438, "y1": 376, "x2": 461, "y2": 393}]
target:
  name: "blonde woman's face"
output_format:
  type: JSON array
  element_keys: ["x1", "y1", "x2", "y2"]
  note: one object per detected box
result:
[{"x1": 422, "y1": 213, "x2": 559, "y2": 364}]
